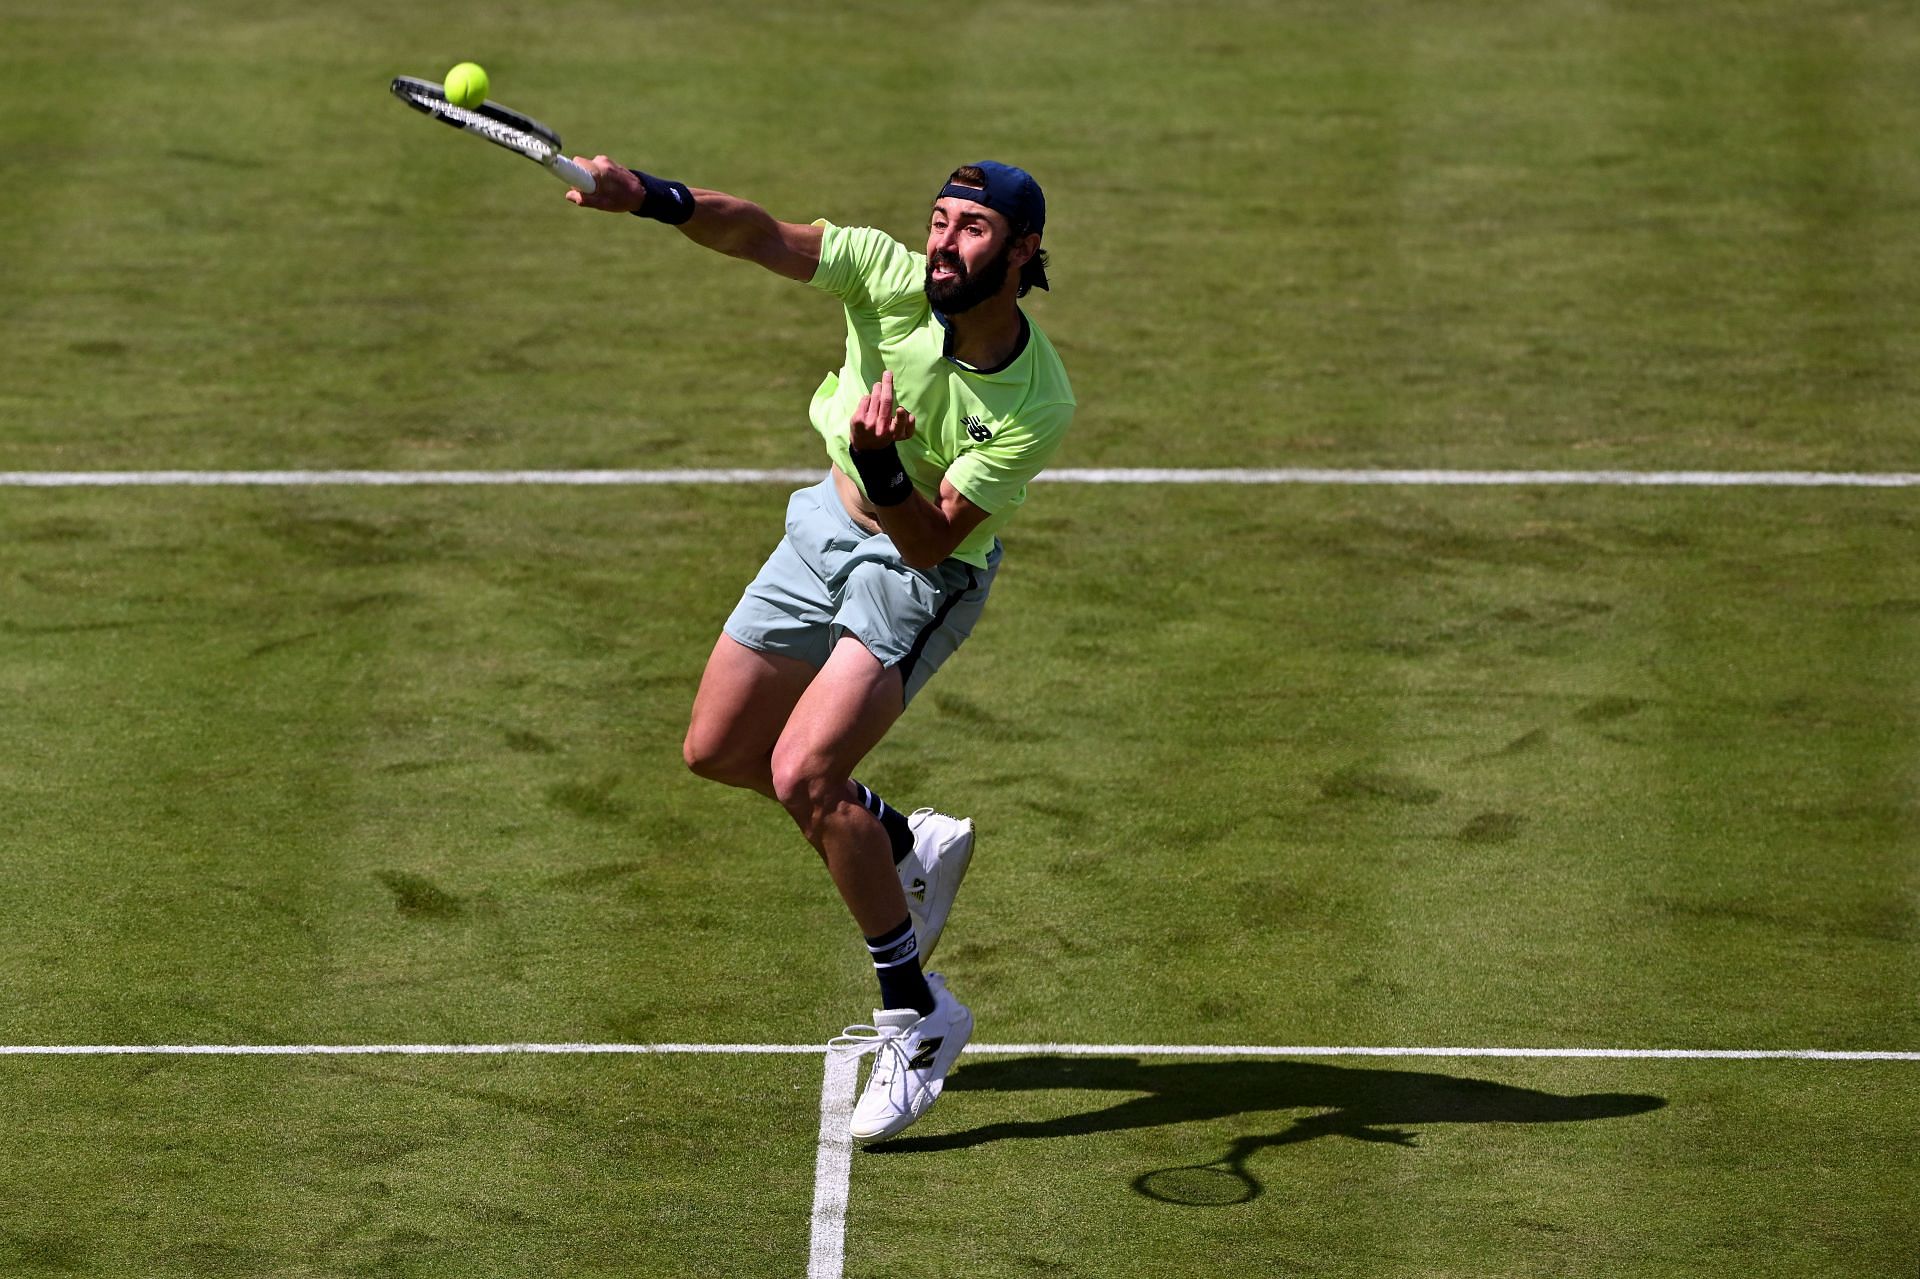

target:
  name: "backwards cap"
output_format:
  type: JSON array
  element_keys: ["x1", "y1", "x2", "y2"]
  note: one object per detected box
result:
[{"x1": 936, "y1": 161, "x2": 1049, "y2": 292}]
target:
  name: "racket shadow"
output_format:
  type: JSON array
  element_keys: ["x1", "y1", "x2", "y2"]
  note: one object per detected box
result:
[{"x1": 866, "y1": 1056, "x2": 1666, "y2": 1203}]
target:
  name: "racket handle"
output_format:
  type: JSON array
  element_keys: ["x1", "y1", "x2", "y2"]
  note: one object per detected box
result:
[{"x1": 552, "y1": 155, "x2": 596, "y2": 193}]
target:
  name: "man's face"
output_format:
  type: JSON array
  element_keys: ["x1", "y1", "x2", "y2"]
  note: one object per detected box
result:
[{"x1": 924, "y1": 197, "x2": 1018, "y2": 313}]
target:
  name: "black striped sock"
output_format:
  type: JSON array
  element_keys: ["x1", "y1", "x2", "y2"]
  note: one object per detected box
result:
[
  {"x1": 851, "y1": 780, "x2": 914, "y2": 866},
  {"x1": 865, "y1": 917, "x2": 935, "y2": 1015}
]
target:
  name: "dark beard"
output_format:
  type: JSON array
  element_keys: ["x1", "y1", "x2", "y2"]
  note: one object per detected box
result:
[{"x1": 924, "y1": 241, "x2": 1013, "y2": 314}]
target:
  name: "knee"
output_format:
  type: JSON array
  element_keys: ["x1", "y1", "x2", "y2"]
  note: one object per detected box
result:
[
  {"x1": 682, "y1": 730, "x2": 719, "y2": 779},
  {"x1": 769, "y1": 747, "x2": 839, "y2": 839},
  {"x1": 683, "y1": 728, "x2": 759, "y2": 789}
]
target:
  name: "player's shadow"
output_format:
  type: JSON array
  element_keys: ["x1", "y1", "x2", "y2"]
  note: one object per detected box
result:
[{"x1": 868, "y1": 1056, "x2": 1665, "y2": 1199}]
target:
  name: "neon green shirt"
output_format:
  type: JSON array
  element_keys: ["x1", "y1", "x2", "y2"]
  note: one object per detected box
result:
[{"x1": 807, "y1": 220, "x2": 1076, "y2": 569}]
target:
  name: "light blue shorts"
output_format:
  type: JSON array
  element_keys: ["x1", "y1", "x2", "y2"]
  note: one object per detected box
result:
[{"x1": 723, "y1": 474, "x2": 1001, "y2": 705}]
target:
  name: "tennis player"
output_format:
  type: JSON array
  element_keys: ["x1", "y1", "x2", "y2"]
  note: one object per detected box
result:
[{"x1": 566, "y1": 157, "x2": 1074, "y2": 1142}]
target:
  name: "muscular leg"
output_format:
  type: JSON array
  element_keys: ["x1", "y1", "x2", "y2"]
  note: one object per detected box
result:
[
  {"x1": 769, "y1": 636, "x2": 910, "y2": 936},
  {"x1": 690, "y1": 633, "x2": 916, "y2": 983},
  {"x1": 682, "y1": 635, "x2": 818, "y2": 798}
]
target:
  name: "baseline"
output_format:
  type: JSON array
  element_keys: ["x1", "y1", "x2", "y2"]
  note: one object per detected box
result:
[
  {"x1": 0, "y1": 1041, "x2": 1913, "y2": 1059},
  {"x1": 2, "y1": 468, "x2": 1919, "y2": 488}
]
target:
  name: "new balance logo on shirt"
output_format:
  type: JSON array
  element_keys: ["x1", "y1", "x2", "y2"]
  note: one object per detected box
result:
[{"x1": 963, "y1": 415, "x2": 993, "y2": 443}]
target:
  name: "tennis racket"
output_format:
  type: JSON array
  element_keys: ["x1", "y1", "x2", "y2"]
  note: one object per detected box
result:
[{"x1": 389, "y1": 75, "x2": 596, "y2": 193}]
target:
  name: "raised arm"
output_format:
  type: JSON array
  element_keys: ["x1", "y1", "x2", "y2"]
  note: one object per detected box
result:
[{"x1": 565, "y1": 155, "x2": 822, "y2": 283}]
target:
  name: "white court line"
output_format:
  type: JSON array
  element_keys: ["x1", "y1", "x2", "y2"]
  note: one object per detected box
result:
[
  {"x1": 0, "y1": 1042, "x2": 821, "y2": 1056},
  {"x1": 966, "y1": 1043, "x2": 1920, "y2": 1061},
  {"x1": 807, "y1": 1049, "x2": 861, "y2": 1279},
  {"x1": 2, "y1": 468, "x2": 1919, "y2": 487},
  {"x1": 0, "y1": 1041, "x2": 1914, "y2": 1059},
  {"x1": 0, "y1": 470, "x2": 821, "y2": 487},
  {"x1": 1049, "y1": 469, "x2": 1920, "y2": 487}
]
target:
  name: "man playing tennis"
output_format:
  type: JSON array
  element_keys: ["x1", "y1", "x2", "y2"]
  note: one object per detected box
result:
[{"x1": 566, "y1": 156, "x2": 1074, "y2": 1143}]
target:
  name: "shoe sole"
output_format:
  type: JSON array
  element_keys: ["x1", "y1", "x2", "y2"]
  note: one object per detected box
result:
[{"x1": 914, "y1": 820, "x2": 975, "y2": 963}]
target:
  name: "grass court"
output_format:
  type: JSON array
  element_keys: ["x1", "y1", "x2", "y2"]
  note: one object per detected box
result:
[{"x1": 1, "y1": 2, "x2": 1917, "y2": 1275}]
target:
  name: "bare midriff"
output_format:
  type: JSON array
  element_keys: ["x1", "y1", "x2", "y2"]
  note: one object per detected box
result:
[{"x1": 832, "y1": 467, "x2": 885, "y2": 535}]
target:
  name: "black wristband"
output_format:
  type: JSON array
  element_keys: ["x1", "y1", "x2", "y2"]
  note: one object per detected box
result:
[
  {"x1": 848, "y1": 444, "x2": 914, "y2": 507},
  {"x1": 629, "y1": 171, "x2": 696, "y2": 225}
]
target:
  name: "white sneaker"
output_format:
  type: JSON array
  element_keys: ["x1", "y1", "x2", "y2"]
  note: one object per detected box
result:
[
  {"x1": 834, "y1": 972, "x2": 974, "y2": 1145},
  {"x1": 900, "y1": 809, "x2": 975, "y2": 962}
]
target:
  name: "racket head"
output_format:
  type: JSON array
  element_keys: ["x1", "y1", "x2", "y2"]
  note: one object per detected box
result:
[
  {"x1": 1132, "y1": 1161, "x2": 1261, "y2": 1207},
  {"x1": 388, "y1": 75, "x2": 594, "y2": 191}
]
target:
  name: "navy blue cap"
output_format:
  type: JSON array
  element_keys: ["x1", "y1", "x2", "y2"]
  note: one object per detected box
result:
[
  {"x1": 937, "y1": 161, "x2": 1050, "y2": 292},
  {"x1": 937, "y1": 160, "x2": 1045, "y2": 237}
]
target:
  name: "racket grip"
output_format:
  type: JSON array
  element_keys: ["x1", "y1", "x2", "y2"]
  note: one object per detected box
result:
[{"x1": 552, "y1": 155, "x2": 596, "y2": 193}]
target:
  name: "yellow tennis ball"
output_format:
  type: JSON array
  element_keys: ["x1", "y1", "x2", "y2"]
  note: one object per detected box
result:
[{"x1": 444, "y1": 62, "x2": 489, "y2": 109}]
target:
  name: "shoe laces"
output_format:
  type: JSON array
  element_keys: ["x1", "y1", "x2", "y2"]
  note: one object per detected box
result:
[
  {"x1": 830, "y1": 1024, "x2": 932, "y2": 1110},
  {"x1": 829, "y1": 1023, "x2": 892, "y2": 1055}
]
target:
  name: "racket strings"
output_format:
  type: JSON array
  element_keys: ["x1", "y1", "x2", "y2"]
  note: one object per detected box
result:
[{"x1": 390, "y1": 77, "x2": 562, "y2": 164}]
